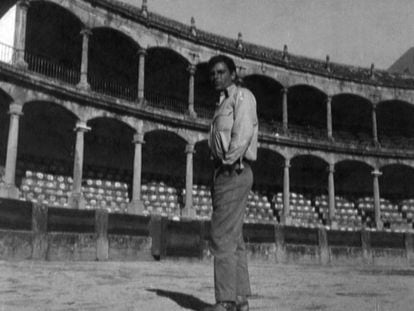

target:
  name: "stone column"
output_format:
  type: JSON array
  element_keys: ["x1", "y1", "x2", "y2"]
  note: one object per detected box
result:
[
  {"x1": 371, "y1": 103, "x2": 379, "y2": 146},
  {"x1": 0, "y1": 103, "x2": 23, "y2": 199},
  {"x1": 282, "y1": 87, "x2": 288, "y2": 133},
  {"x1": 326, "y1": 95, "x2": 333, "y2": 139},
  {"x1": 137, "y1": 48, "x2": 146, "y2": 103},
  {"x1": 183, "y1": 143, "x2": 195, "y2": 218},
  {"x1": 372, "y1": 169, "x2": 383, "y2": 230},
  {"x1": 328, "y1": 163, "x2": 337, "y2": 228},
  {"x1": 13, "y1": 0, "x2": 30, "y2": 68},
  {"x1": 282, "y1": 158, "x2": 291, "y2": 225},
  {"x1": 68, "y1": 121, "x2": 90, "y2": 209},
  {"x1": 187, "y1": 64, "x2": 197, "y2": 118},
  {"x1": 128, "y1": 132, "x2": 145, "y2": 214},
  {"x1": 77, "y1": 28, "x2": 92, "y2": 89}
]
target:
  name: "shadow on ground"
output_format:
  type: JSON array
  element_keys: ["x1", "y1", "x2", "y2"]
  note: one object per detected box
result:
[{"x1": 147, "y1": 288, "x2": 211, "y2": 310}]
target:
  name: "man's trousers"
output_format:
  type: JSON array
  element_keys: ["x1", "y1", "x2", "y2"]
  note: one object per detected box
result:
[{"x1": 210, "y1": 161, "x2": 253, "y2": 302}]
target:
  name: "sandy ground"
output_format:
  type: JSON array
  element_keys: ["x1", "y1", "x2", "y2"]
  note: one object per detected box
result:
[{"x1": 0, "y1": 259, "x2": 413, "y2": 311}]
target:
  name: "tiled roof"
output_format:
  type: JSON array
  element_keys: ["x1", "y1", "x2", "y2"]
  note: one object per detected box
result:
[{"x1": 87, "y1": 0, "x2": 414, "y2": 89}]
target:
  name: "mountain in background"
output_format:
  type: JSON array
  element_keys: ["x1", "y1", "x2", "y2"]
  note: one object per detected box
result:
[{"x1": 388, "y1": 47, "x2": 414, "y2": 75}]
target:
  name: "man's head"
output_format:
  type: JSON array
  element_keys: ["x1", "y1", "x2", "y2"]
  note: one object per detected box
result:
[{"x1": 208, "y1": 54, "x2": 237, "y2": 92}]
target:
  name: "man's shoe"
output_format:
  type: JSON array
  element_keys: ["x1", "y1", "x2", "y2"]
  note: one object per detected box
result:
[
  {"x1": 236, "y1": 301, "x2": 249, "y2": 311},
  {"x1": 202, "y1": 301, "x2": 237, "y2": 311}
]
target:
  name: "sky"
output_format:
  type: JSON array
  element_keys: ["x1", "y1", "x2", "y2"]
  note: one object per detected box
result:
[
  {"x1": 124, "y1": 0, "x2": 414, "y2": 70},
  {"x1": 0, "y1": 1, "x2": 413, "y2": 69}
]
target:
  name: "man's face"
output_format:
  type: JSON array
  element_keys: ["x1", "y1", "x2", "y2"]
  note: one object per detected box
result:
[{"x1": 209, "y1": 61, "x2": 235, "y2": 92}]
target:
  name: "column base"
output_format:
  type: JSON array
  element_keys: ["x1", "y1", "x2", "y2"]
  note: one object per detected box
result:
[
  {"x1": 127, "y1": 199, "x2": 145, "y2": 215},
  {"x1": 14, "y1": 59, "x2": 28, "y2": 69},
  {"x1": 182, "y1": 204, "x2": 196, "y2": 219},
  {"x1": 68, "y1": 192, "x2": 86, "y2": 209},
  {"x1": 375, "y1": 220, "x2": 384, "y2": 230},
  {"x1": 0, "y1": 183, "x2": 20, "y2": 199},
  {"x1": 187, "y1": 109, "x2": 197, "y2": 119},
  {"x1": 328, "y1": 220, "x2": 338, "y2": 230},
  {"x1": 280, "y1": 214, "x2": 292, "y2": 226},
  {"x1": 77, "y1": 81, "x2": 90, "y2": 90}
]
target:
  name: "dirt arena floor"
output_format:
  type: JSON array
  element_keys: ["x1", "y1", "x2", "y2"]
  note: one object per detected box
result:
[{"x1": 0, "y1": 259, "x2": 413, "y2": 311}]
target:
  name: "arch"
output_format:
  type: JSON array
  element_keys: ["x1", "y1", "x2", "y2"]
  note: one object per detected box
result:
[
  {"x1": 194, "y1": 139, "x2": 212, "y2": 186},
  {"x1": 334, "y1": 160, "x2": 373, "y2": 197},
  {"x1": 379, "y1": 164, "x2": 414, "y2": 200},
  {"x1": 377, "y1": 100, "x2": 414, "y2": 143},
  {"x1": 290, "y1": 155, "x2": 329, "y2": 194},
  {"x1": 290, "y1": 152, "x2": 329, "y2": 165},
  {"x1": 251, "y1": 148, "x2": 284, "y2": 191},
  {"x1": 287, "y1": 84, "x2": 327, "y2": 131},
  {"x1": 0, "y1": 89, "x2": 13, "y2": 166},
  {"x1": 17, "y1": 101, "x2": 79, "y2": 182},
  {"x1": 243, "y1": 74, "x2": 284, "y2": 125},
  {"x1": 142, "y1": 130, "x2": 187, "y2": 184},
  {"x1": 194, "y1": 62, "x2": 216, "y2": 119},
  {"x1": 88, "y1": 27, "x2": 140, "y2": 101},
  {"x1": 86, "y1": 115, "x2": 135, "y2": 133},
  {"x1": 84, "y1": 117, "x2": 135, "y2": 187},
  {"x1": 26, "y1": 1, "x2": 83, "y2": 75},
  {"x1": 331, "y1": 93, "x2": 372, "y2": 141},
  {"x1": 145, "y1": 47, "x2": 190, "y2": 114}
]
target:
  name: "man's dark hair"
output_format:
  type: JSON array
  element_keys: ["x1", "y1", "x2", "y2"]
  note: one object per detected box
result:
[{"x1": 208, "y1": 54, "x2": 237, "y2": 74}]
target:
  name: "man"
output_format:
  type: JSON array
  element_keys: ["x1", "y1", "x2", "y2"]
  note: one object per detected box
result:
[{"x1": 204, "y1": 54, "x2": 258, "y2": 311}]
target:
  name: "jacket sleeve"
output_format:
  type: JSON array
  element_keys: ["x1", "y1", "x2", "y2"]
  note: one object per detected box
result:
[{"x1": 222, "y1": 88, "x2": 257, "y2": 165}]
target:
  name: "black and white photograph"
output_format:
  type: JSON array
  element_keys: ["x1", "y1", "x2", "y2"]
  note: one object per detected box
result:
[{"x1": 0, "y1": 0, "x2": 413, "y2": 310}]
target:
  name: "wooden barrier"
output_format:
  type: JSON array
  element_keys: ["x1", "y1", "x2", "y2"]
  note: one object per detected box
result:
[{"x1": 0, "y1": 198, "x2": 413, "y2": 266}]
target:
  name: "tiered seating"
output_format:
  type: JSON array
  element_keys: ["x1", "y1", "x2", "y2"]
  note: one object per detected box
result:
[
  {"x1": 401, "y1": 199, "x2": 414, "y2": 229},
  {"x1": 245, "y1": 190, "x2": 276, "y2": 223},
  {"x1": 192, "y1": 184, "x2": 212, "y2": 220},
  {"x1": 333, "y1": 197, "x2": 362, "y2": 230},
  {"x1": 272, "y1": 192, "x2": 283, "y2": 219},
  {"x1": 82, "y1": 179, "x2": 129, "y2": 213},
  {"x1": 141, "y1": 181, "x2": 181, "y2": 218},
  {"x1": 20, "y1": 170, "x2": 71, "y2": 207},
  {"x1": 291, "y1": 193, "x2": 322, "y2": 227},
  {"x1": 379, "y1": 199, "x2": 407, "y2": 230},
  {"x1": 356, "y1": 197, "x2": 375, "y2": 227}
]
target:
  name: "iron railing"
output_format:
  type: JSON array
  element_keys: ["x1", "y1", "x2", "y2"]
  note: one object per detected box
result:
[
  {"x1": 88, "y1": 75, "x2": 137, "y2": 101},
  {"x1": 0, "y1": 42, "x2": 14, "y2": 64},
  {"x1": 25, "y1": 52, "x2": 80, "y2": 85},
  {"x1": 1, "y1": 42, "x2": 414, "y2": 150},
  {"x1": 145, "y1": 91, "x2": 188, "y2": 115}
]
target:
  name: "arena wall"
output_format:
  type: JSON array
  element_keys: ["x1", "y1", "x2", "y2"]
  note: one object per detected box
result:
[{"x1": 1, "y1": 199, "x2": 413, "y2": 266}]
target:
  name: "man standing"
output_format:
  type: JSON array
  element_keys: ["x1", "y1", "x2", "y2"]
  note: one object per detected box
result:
[{"x1": 204, "y1": 55, "x2": 258, "y2": 311}]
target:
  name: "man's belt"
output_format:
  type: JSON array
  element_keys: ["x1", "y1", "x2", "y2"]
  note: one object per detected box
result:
[{"x1": 214, "y1": 158, "x2": 251, "y2": 173}]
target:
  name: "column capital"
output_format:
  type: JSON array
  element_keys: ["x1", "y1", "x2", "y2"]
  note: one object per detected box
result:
[
  {"x1": 187, "y1": 64, "x2": 197, "y2": 75},
  {"x1": 370, "y1": 94, "x2": 381, "y2": 106},
  {"x1": 133, "y1": 133, "x2": 145, "y2": 144},
  {"x1": 328, "y1": 163, "x2": 335, "y2": 173},
  {"x1": 80, "y1": 28, "x2": 92, "y2": 37},
  {"x1": 8, "y1": 103, "x2": 23, "y2": 116},
  {"x1": 17, "y1": 0, "x2": 30, "y2": 10},
  {"x1": 138, "y1": 48, "x2": 147, "y2": 56},
  {"x1": 75, "y1": 121, "x2": 91, "y2": 132},
  {"x1": 281, "y1": 87, "x2": 289, "y2": 95},
  {"x1": 284, "y1": 158, "x2": 291, "y2": 168},
  {"x1": 371, "y1": 169, "x2": 382, "y2": 177},
  {"x1": 185, "y1": 143, "x2": 195, "y2": 154},
  {"x1": 325, "y1": 95, "x2": 333, "y2": 103}
]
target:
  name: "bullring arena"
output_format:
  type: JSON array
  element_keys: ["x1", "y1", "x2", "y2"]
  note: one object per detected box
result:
[{"x1": 0, "y1": 0, "x2": 414, "y2": 310}]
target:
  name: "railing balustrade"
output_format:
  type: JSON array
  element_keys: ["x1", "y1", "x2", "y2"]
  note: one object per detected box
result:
[
  {"x1": 0, "y1": 42, "x2": 14, "y2": 64},
  {"x1": 1, "y1": 42, "x2": 414, "y2": 151},
  {"x1": 145, "y1": 91, "x2": 188, "y2": 114},
  {"x1": 25, "y1": 52, "x2": 80, "y2": 85},
  {"x1": 88, "y1": 75, "x2": 137, "y2": 101}
]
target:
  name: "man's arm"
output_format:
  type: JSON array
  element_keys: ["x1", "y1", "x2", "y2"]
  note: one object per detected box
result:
[{"x1": 222, "y1": 89, "x2": 257, "y2": 165}]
